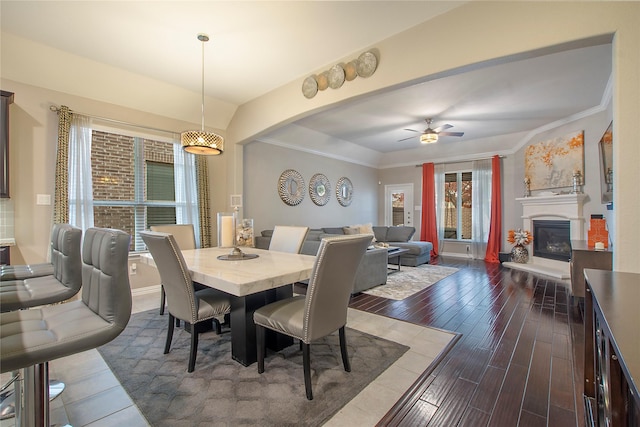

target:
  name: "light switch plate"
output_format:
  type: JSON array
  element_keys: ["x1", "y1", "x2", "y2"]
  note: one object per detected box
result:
[{"x1": 36, "y1": 194, "x2": 51, "y2": 205}]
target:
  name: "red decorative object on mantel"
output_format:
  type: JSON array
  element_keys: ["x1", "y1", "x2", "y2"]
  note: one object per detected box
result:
[{"x1": 588, "y1": 218, "x2": 609, "y2": 248}]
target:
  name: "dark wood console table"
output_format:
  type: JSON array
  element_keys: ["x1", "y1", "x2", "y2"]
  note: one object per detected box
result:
[
  {"x1": 570, "y1": 240, "x2": 612, "y2": 299},
  {"x1": 584, "y1": 269, "x2": 640, "y2": 426}
]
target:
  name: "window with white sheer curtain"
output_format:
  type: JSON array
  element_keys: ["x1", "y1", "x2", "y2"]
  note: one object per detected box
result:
[
  {"x1": 67, "y1": 119, "x2": 200, "y2": 251},
  {"x1": 434, "y1": 160, "x2": 492, "y2": 259},
  {"x1": 471, "y1": 159, "x2": 492, "y2": 259}
]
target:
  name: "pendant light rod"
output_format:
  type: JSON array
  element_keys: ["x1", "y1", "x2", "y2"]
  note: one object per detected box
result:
[{"x1": 198, "y1": 33, "x2": 208, "y2": 132}]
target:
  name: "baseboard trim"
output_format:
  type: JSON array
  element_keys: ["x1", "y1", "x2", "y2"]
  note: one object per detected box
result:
[{"x1": 131, "y1": 285, "x2": 161, "y2": 297}]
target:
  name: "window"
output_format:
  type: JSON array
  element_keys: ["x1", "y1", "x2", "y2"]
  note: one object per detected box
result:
[
  {"x1": 91, "y1": 130, "x2": 185, "y2": 251},
  {"x1": 444, "y1": 171, "x2": 472, "y2": 240}
]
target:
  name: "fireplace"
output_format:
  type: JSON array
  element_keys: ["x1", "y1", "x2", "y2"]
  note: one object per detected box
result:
[{"x1": 533, "y1": 220, "x2": 571, "y2": 262}]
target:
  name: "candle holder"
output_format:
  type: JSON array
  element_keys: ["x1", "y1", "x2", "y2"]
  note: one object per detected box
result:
[
  {"x1": 523, "y1": 177, "x2": 531, "y2": 197},
  {"x1": 571, "y1": 170, "x2": 583, "y2": 194},
  {"x1": 216, "y1": 208, "x2": 258, "y2": 260},
  {"x1": 217, "y1": 212, "x2": 236, "y2": 248}
]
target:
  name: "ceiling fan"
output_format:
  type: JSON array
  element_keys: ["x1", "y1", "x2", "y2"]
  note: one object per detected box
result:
[{"x1": 399, "y1": 118, "x2": 464, "y2": 144}]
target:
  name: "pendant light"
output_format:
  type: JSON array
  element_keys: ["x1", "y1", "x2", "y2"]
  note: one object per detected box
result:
[{"x1": 181, "y1": 33, "x2": 224, "y2": 155}]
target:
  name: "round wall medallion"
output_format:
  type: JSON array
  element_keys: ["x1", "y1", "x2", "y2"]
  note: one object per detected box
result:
[
  {"x1": 278, "y1": 169, "x2": 305, "y2": 206},
  {"x1": 328, "y1": 64, "x2": 345, "y2": 89},
  {"x1": 336, "y1": 177, "x2": 353, "y2": 207},
  {"x1": 302, "y1": 76, "x2": 318, "y2": 99},
  {"x1": 309, "y1": 173, "x2": 330, "y2": 206},
  {"x1": 356, "y1": 51, "x2": 378, "y2": 78}
]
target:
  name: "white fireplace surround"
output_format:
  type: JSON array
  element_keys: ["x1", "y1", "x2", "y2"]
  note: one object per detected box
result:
[{"x1": 504, "y1": 193, "x2": 588, "y2": 280}]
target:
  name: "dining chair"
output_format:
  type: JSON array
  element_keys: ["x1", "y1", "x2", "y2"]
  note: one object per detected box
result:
[
  {"x1": 0, "y1": 228, "x2": 132, "y2": 426},
  {"x1": 150, "y1": 224, "x2": 197, "y2": 315},
  {"x1": 254, "y1": 234, "x2": 372, "y2": 400},
  {"x1": 268, "y1": 225, "x2": 309, "y2": 254},
  {"x1": 140, "y1": 230, "x2": 232, "y2": 372}
]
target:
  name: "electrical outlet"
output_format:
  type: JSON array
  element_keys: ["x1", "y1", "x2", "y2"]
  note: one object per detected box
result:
[{"x1": 129, "y1": 263, "x2": 137, "y2": 275}]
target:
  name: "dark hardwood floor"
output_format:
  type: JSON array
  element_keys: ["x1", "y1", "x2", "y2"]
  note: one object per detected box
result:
[{"x1": 348, "y1": 256, "x2": 586, "y2": 427}]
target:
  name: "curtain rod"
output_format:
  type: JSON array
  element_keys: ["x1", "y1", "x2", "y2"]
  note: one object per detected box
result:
[
  {"x1": 414, "y1": 154, "x2": 505, "y2": 167},
  {"x1": 49, "y1": 105, "x2": 179, "y2": 137}
]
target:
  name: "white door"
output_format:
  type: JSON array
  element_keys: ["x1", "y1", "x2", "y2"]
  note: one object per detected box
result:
[{"x1": 384, "y1": 184, "x2": 414, "y2": 227}]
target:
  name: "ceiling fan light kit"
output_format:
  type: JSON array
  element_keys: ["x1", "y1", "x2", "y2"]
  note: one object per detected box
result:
[
  {"x1": 302, "y1": 50, "x2": 378, "y2": 99},
  {"x1": 181, "y1": 33, "x2": 224, "y2": 155},
  {"x1": 420, "y1": 132, "x2": 438, "y2": 144},
  {"x1": 400, "y1": 118, "x2": 464, "y2": 144}
]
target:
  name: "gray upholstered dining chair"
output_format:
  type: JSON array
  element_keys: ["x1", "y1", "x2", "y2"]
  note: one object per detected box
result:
[
  {"x1": 268, "y1": 225, "x2": 309, "y2": 254},
  {"x1": 254, "y1": 234, "x2": 372, "y2": 400},
  {"x1": 140, "y1": 230, "x2": 232, "y2": 372},
  {"x1": 0, "y1": 223, "x2": 82, "y2": 312},
  {"x1": 0, "y1": 227, "x2": 132, "y2": 426},
  {"x1": 150, "y1": 224, "x2": 197, "y2": 315}
]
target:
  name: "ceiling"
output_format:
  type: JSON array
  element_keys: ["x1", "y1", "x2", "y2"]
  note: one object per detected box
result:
[{"x1": 1, "y1": 1, "x2": 612, "y2": 162}]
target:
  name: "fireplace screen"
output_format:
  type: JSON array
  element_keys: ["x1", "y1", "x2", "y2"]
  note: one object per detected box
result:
[{"x1": 533, "y1": 220, "x2": 571, "y2": 262}]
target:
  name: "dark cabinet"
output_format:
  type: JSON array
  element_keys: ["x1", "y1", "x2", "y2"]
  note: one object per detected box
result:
[
  {"x1": 1, "y1": 90, "x2": 14, "y2": 198},
  {"x1": 584, "y1": 269, "x2": 640, "y2": 426},
  {"x1": 570, "y1": 240, "x2": 612, "y2": 299},
  {"x1": 0, "y1": 246, "x2": 9, "y2": 265}
]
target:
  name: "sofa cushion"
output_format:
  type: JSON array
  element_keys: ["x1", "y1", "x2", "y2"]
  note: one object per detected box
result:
[
  {"x1": 372, "y1": 226, "x2": 388, "y2": 242},
  {"x1": 305, "y1": 229, "x2": 325, "y2": 241},
  {"x1": 391, "y1": 241, "x2": 431, "y2": 256},
  {"x1": 322, "y1": 227, "x2": 346, "y2": 235},
  {"x1": 386, "y1": 226, "x2": 415, "y2": 242}
]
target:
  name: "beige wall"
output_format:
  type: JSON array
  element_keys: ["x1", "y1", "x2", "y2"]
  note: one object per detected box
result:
[
  {"x1": 2, "y1": 2, "x2": 639, "y2": 273},
  {"x1": 228, "y1": 2, "x2": 639, "y2": 272}
]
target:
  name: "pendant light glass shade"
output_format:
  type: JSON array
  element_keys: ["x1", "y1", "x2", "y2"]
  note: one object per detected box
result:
[{"x1": 181, "y1": 33, "x2": 224, "y2": 155}]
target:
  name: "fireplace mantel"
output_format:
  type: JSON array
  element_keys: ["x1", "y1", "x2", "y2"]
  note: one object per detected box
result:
[{"x1": 505, "y1": 193, "x2": 588, "y2": 280}]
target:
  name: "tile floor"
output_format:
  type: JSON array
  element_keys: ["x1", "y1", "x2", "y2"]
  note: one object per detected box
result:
[{"x1": 1, "y1": 292, "x2": 455, "y2": 426}]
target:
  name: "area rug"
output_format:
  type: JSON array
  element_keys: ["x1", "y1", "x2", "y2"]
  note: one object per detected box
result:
[
  {"x1": 98, "y1": 310, "x2": 409, "y2": 426},
  {"x1": 363, "y1": 264, "x2": 459, "y2": 300}
]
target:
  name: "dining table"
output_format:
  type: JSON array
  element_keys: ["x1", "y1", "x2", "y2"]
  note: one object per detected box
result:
[{"x1": 140, "y1": 246, "x2": 316, "y2": 366}]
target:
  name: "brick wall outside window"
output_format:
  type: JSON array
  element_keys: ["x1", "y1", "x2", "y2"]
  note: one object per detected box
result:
[{"x1": 91, "y1": 131, "x2": 174, "y2": 242}]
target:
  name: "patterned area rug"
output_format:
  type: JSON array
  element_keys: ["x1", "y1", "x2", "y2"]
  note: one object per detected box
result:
[
  {"x1": 98, "y1": 310, "x2": 408, "y2": 426},
  {"x1": 363, "y1": 264, "x2": 459, "y2": 300}
]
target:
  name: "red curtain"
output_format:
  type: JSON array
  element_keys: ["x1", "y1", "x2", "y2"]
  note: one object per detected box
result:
[
  {"x1": 484, "y1": 155, "x2": 502, "y2": 263},
  {"x1": 420, "y1": 163, "x2": 438, "y2": 257}
]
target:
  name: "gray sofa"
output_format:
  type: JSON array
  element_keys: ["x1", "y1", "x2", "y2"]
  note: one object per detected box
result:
[{"x1": 255, "y1": 229, "x2": 388, "y2": 294}]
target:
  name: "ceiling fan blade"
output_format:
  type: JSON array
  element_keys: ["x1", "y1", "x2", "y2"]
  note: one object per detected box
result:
[
  {"x1": 403, "y1": 128, "x2": 420, "y2": 133},
  {"x1": 432, "y1": 123, "x2": 453, "y2": 133},
  {"x1": 398, "y1": 135, "x2": 419, "y2": 142},
  {"x1": 438, "y1": 131, "x2": 464, "y2": 137}
]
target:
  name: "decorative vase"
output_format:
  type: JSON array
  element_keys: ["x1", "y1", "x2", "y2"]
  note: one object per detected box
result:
[{"x1": 511, "y1": 244, "x2": 529, "y2": 263}]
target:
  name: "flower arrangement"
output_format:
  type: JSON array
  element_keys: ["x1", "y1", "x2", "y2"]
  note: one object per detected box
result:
[{"x1": 507, "y1": 229, "x2": 533, "y2": 246}]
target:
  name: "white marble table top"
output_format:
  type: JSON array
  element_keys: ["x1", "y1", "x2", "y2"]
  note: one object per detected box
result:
[{"x1": 140, "y1": 247, "x2": 316, "y2": 297}]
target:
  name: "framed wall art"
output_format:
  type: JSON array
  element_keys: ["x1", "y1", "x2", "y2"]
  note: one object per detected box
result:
[{"x1": 524, "y1": 130, "x2": 584, "y2": 191}]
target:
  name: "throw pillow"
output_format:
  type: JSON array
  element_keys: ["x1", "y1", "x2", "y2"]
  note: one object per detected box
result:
[
  {"x1": 358, "y1": 223, "x2": 376, "y2": 241},
  {"x1": 343, "y1": 226, "x2": 361, "y2": 235}
]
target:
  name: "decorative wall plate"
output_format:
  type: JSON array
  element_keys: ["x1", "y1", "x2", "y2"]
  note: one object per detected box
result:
[
  {"x1": 328, "y1": 64, "x2": 345, "y2": 89},
  {"x1": 302, "y1": 76, "x2": 318, "y2": 99},
  {"x1": 336, "y1": 177, "x2": 353, "y2": 207},
  {"x1": 344, "y1": 60, "x2": 358, "y2": 81},
  {"x1": 309, "y1": 173, "x2": 330, "y2": 206},
  {"x1": 316, "y1": 71, "x2": 329, "y2": 91},
  {"x1": 356, "y1": 51, "x2": 378, "y2": 78},
  {"x1": 278, "y1": 169, "x2": 305, "y2": 206}
]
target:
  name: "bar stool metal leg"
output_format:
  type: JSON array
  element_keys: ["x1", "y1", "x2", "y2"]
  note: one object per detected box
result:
[{"x1": 22, "y1": 363, "x2": 50, "y2": 427}]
